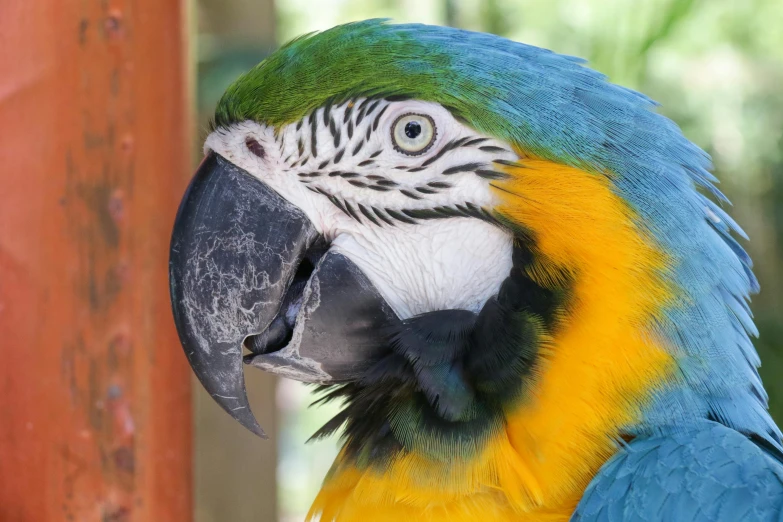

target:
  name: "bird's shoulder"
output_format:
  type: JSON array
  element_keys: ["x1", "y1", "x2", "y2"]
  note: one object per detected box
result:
[{"x1": 572, "y1": 421, "x2": 783, "y2": 522}]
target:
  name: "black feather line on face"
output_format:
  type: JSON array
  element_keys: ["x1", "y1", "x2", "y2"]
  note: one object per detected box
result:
[
  {"x1": 420, "y1": 141, "x2": 453, "y2": 167},
  {"x1": 399, "y1": 189, "x2": 421, "y2": 200},
  {"x1": 358, "y1": 203, "x2": 381, "y2": 226},
  {"x1": 479, "y1": 145, "x2": 508, "y2": 153},
  {"x1": 442, "y1": 162, "x2": 485, "y2": 175},
  {"x1": 343, "y1": 200, "x2": 363, "y2": 222},
  {"x1": 385, "y1": 208, "x2": 417, "y2": 225},
  {"x1": 356, "y1": 105, "x2": 368, "y2": 126},
  {"x1": 365, "y1": 99, "x2": 381, "y2": 118},
  {"x1": 322, "y1": 99, "x2": 332, "y2": 127},
  {"x1": 475, "y1": 169, "x2": 509, "y2": 180},
  {"x1": 330, "y1": 117, "x2": 340, "y2": 148},
  {"x1": 427, "y1": 181, "x2": 451, "y2": 188},
  {"x1": 356, "y1": 97, "x2": 373, "y2": 114},
  {"x1": 343, "y1": 102, "x2": 354, "y2": 124},
  {"x1": 372, "y1": 207, "x2": 396, "y2": 226},
  {"x1": 372, "y1": 105, "x2": 389, "y2": 131},
  {"x1": 309, "y1": 240, "x2": 573, "y2": 468},
  {"x1": 310, "y1": 110, "x2": 318, "y2": 157}
]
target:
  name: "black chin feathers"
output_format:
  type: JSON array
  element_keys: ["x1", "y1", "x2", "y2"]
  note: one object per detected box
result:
[{"x1": 310, "y1": 240, "x2": 572, "y2": 466}]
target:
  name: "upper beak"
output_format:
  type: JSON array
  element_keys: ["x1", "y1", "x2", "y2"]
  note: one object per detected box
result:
[{"x1": 169, "y1": 153, "x2": 396, "y2": 436}]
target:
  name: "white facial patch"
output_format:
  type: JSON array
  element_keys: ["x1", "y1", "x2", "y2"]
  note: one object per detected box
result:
[{"x1": 204, "y1": 99, "x2": 518, "y2": 318}]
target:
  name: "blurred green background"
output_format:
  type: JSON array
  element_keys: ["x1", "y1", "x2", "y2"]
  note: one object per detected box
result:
[{"x1": 194, "y1": 1, "x2": 783, "y2": 520}]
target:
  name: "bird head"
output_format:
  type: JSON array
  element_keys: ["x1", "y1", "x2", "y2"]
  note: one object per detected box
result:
[{"x1": 169, "y1": 20, "x2": 776, "y2": 514}]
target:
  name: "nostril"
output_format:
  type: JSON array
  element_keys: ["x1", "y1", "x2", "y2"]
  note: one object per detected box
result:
[{"x1": 245, "y1": 137, "x2": 265, "y2": 159}]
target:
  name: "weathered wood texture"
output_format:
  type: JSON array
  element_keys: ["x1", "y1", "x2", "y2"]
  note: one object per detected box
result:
[{"x1": 0, "y1": 1, "x2": 192, "y2": 521}]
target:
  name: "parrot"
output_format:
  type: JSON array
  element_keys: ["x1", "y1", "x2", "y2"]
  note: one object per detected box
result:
[{"x1": 168, "y1": 20, "x2": 783, "y2": 521}]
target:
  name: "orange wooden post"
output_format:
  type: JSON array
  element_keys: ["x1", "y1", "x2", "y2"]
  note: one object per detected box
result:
[{"x1": 0, "y1": 1, "x2": 192, "y2": 521}]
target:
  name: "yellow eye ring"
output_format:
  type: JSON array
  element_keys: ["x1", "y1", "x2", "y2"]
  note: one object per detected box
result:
[{"x1": 391, "y1": 113, "x2": 437, "y2": 156}]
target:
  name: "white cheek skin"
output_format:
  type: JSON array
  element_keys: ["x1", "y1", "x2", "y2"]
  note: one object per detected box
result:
[{"x1": 332, "y1": 219, "x2": 512, "y2": 318}]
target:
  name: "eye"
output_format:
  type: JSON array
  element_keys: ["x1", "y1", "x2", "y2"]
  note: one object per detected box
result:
[{"x1": 391, "y1": 113, "x2": 436, "y2": 155}]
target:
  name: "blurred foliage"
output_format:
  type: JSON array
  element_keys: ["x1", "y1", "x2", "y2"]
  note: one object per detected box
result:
[
  {"x1": 198, "y1": 1, "x2": 783, "y2": 519},
  {"x1": 275, "y1": 380, "x2": 341, "y2": 520}
]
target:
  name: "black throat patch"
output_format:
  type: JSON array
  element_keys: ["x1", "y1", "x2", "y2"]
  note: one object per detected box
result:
[{"x1": 310, "y1": 237, "x2": 572, "y2": 468}]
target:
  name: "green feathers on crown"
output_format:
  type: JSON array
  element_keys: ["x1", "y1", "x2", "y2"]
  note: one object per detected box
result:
[{"x1": 213, "y1": 20, "x2": 484, "y2": 130}]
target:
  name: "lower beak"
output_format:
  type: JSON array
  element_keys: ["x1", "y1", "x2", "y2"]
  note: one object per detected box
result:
[{"x1": 169, "y1": 153, "x2": 396, "y2": 437}]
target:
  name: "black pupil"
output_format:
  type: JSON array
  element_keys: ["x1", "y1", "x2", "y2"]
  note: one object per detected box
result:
[{"x1": 404, "y1": 121, "x2": 422, "y2": 139}]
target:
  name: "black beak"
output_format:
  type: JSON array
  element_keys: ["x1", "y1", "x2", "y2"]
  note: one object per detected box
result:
[{"x1": 170, "y1": 153, "x2": 396, "y2": 436}]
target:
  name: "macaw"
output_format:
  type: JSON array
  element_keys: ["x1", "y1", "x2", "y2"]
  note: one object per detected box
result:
[{"x1": 168, "y1": 20, "x2": 783, "y2": 521}]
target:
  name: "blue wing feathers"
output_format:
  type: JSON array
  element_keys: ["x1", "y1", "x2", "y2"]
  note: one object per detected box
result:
[{"x1": 573, "y1": 422, "x2": 783, "y2": 521}]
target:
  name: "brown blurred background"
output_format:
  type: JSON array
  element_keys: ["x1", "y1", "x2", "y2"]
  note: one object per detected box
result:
[{"x1": 2, "y1": 0, "x2": 781, "y2": 521}]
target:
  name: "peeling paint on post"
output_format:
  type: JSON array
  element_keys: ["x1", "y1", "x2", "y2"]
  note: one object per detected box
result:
[{"x1": 0, "y1": 1, "x2": 192, "y2": 521}]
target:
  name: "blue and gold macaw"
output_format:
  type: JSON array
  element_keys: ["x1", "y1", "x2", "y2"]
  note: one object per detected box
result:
[{"x1": 169, "y1": 20, "x2": 783, "y2": 521}]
